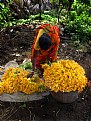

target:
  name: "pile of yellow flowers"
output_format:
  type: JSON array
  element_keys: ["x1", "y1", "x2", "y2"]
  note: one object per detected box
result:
[
  {"x1": 0, "y1": 67, "x2": 45, "y2": 94},
  {"x1": 42, "y1": 60, "x2": 88, "y2": 93}
]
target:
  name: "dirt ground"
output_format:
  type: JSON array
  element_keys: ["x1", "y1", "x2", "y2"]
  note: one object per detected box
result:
[{"x1": 0, "y1": 24, "x2": 91, "y2": 121}]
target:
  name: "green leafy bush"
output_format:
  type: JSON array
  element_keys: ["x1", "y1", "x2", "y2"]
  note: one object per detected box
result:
[
  {"x1": 0, "y1": 3, "x2": 13, "y2": 29},
  {"x1": 65, "y1": 1, "x2": 91, "y2": 43},
  {"x1": 2, "y1": 13, "x2": 58, "y2": 28}
]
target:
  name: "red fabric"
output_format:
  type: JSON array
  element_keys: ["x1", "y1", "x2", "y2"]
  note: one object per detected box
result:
[{"x1": 31, "y1": 24, "x2": 60, "y2": 69}]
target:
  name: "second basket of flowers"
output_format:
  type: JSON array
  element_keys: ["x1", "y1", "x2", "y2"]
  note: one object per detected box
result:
[{"x1": 42, "y1": 59, "x2": 88, "y2": 103}]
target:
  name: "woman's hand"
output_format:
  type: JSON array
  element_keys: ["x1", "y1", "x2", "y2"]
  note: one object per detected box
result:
[{"x1": 27, "y1": 71, "x2": 34, "y2": 78}]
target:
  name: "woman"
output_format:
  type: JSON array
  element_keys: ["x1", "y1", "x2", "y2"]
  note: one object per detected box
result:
[{"x1": 29, "y1": 24, "x2": 60, "y2": 77}]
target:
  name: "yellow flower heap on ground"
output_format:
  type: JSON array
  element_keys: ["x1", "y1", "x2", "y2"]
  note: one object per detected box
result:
[
  {"x1": 42, "y1": 60, "x2": 88, "y2": 93},
  {"x1": 0, "y1": 67, "x2": 45, "y2": 94}
]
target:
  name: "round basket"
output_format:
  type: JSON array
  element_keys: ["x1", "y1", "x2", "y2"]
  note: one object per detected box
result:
[{"x1": 51, "y1": 91, "x2": 79, "y2": 103}]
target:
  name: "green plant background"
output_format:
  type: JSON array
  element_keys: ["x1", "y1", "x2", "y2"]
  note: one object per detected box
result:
[{"x1": 0, "y1": 0, "x2": 91, "y2": 44}]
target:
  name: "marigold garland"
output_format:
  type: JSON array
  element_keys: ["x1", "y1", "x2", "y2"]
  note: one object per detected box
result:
[
  {"x1": 42, "y1": 60, "x2": 88, "y2": 93},
  {"x1": 0, "y1": 67, "x2": 45, "y2": 94}
]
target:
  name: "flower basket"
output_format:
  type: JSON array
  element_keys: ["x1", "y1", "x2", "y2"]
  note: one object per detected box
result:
[
  {"x1": 42, "y1": 59, "x2": 88, "y2": 103},
  {"x1": 51, "y1": 91, "x2": 78, "y2": 103}
]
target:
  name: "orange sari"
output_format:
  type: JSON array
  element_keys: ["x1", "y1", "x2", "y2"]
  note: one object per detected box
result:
[{"x1": 31, "y1": 24, "x2": 60, "y2": 69}]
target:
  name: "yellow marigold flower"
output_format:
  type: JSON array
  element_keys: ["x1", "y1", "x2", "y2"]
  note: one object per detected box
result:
[
  {"x1": 0, "y1": 67, "x2": 46, "y2": 94},
  {"x1": 42, "y1": 59, "x2": 88, "y2": 93},
  {"x1": 0, "y1": 82, "x2": 5, "y2": 94}
]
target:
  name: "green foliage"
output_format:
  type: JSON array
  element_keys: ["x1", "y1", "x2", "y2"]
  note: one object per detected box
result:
[
  {"x1": 0, "y1": 3, "x2": 9, "y2": 24},
  {"x1": 50, "y1": 0, "x2": 58, "y2": 5},
  {"x1": 19, "y1": 61, "x2": 32, "y2": 70},
  {"x1": 0, "y1": 3, "x2": 14, "y2": 29},
  {"x1": 64, "y1": 1, "x2": 91, "y2": 43},
  {"x1": 0, "y1": 0, "x2": 91, "y2": 45},
  {"x1": 80, "y1": 0, "x2": 91, "y2": 5},
  {"x1": 30, "y1": 12, "x2": 58, "y2": 24},
  {"x1": 1, "y1": 12, "x2": 58, "y2": 28}
]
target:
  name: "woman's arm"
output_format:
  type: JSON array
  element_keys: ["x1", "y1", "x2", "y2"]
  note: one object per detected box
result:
[
  {"x1": 27, "y1": 50, "x2": 39, "y2": 78},
  {"x1": 31, "y1": 49, "x2": 39, "y2": 72}
]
